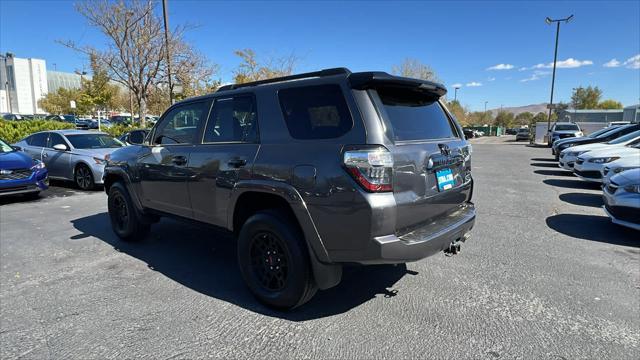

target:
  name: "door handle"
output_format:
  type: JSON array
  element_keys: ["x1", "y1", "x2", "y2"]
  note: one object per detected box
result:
[
  {"x1": 228, "y1": 158, "x2": 247, "y2": 168},
  {"x1": 171, "y1": 155, "x2": 187, "y2": 166}
]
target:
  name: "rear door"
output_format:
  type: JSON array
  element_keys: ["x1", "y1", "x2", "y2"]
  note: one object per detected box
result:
[
  {"x1": 187, "y1": 95, "x2": 260, "y2": 226},
  {"x1": 22, "y1": 132, "x2": 48, "y2": 161},
  {"x1": 371, "y1": 86, "x2": 471, "y2": 231}
]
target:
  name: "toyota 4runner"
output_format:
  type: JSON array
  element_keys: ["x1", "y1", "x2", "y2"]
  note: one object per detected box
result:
[{"x1": 103, "y1": 68, "x2": 476, "y2": 309}]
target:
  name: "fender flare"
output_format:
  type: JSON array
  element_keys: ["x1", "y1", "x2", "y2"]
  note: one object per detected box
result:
[
  {"x1": 103, "y1": 166, "x2": 145, "y2": 212},
  {"x1": 228, "y1": 180, "x2": 342, "y2": 290}
]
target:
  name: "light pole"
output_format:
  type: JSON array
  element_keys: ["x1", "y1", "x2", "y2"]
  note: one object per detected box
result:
[
  {"x1": 162, "y1": 0, "x2": 174, "y2": 105},
  {"x1": 454, "y1": 86, "x2": 460, "y2": 102},
  {"x1": 545, "y1": 14, "x2": 573, "y2": 144}
]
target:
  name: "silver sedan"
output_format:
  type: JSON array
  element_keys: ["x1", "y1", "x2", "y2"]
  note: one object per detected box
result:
[{"x1": 13, "y1": 130, "x2": 125, "y2": 190}]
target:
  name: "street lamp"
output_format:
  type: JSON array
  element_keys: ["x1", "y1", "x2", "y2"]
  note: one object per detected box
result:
[
  {"x1": 545, "y1": 14, "x2": 574, "y2": 145},
  {"x1": 454, "y1": 86, "x2": 460, "y2": 101}
]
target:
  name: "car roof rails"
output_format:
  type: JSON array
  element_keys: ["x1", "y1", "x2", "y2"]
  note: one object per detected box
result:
[{"x1": 217, "y1": 67, "x2": 351, "y2": 91}]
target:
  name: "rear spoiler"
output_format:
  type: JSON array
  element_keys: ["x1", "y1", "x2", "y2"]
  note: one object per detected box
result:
[{"x1": 348, "y1": 72, "x2": 447, "y2": 98}]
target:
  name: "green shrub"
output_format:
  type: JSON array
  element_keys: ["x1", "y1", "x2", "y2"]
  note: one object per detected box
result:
[{"x1": 0, "y1": 120, "x2": 76, "y2": 143}]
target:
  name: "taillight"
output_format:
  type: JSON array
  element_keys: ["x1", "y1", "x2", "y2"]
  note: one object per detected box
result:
[{"x1": 343, "y1": 146, "x2": 393, "y2": 192}]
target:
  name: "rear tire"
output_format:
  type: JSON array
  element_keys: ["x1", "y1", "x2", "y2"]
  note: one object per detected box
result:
[
  {"x1": 237, "y1": 210, "x2": 317, "y2": 309},
  {"x1": 107, "y1": 182, "x2": 149, "y2": 242}
]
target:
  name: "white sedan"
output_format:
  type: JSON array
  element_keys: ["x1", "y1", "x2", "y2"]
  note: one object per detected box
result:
[
  {"x1": 558, "y1": 130, "x2": 640, "y2": 171},
  {"x1": 603, "y1": 168, "x2": 640, "y2": 231},
  {"x1": 602, "y1": 154, "x2": 640, "y2": 185},
  {"x1": 573, "y1": 143, "x2": 640, "y2": 183}
]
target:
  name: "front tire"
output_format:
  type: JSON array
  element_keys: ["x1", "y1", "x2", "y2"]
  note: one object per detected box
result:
[
  {"x1": 237, "y1": 210, "x2": 317, "y2": 309},
  {"x1": 107, "y1": 182, "x2": 149, "y2": 241},
  {"x1": 75, "y1": 164, "x2": 95, "y2": 190}
]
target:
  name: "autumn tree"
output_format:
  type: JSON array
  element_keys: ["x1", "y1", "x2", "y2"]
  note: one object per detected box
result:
[
  {"x1": 597, "y1": 99, "x2": 623, "y2": 109},
  {"x1": 78, "y1": 54, "x2": 121, "y2": 114},
  {"x1": 494, "y1": 111, "x2": 515, "y2": 128},
  {"x1": 391, "y1": 58, "x2": 439, "y2": 82},
  {"x1": 232, "y1": 49, "x2": 299, "y2": 84},
  {"x1": 39, "y1": 88, "x2": 85, "y2": 115},
  {"x1": 446, "y1": 100, "x2": 469, "y2": 126},
  {"x1": 571, "y1": 86, "x2": 602, "y2": 109},
  {"x1": 514, "y1": 112, "x2": 533, "y2": 126}
]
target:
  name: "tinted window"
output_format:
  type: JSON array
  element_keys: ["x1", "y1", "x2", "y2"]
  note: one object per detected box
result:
[
  {"x1": 203, "y1": 96, "x2": 258, "y2": 143},
  {"x1": 28, "y1": 133, "x2": 48, "y2": 147},
  {"x1": 279, "y1": 84, "x2": 353, "y2": 140},
  {"x1": 154, "y1": 101, "x2": 210, "y2": 145},
  {"x1": 66, "y1": 134, "x2": 123, "y2": 149},
  {"x1": 603, "y1": 124, "x2": 640, "y2": 140},
  {"x1": 128, "y1": 130, "x2": 147, "y2": 144},
  {"x1": 554, "y1": 124, "x2": 579, "y2": 131},
  {"x1": 47, "y1": 133, "x2": 67, "y2": 148},
  {"x1": 377, "y1": 87, "x2": 456, "y2": 141},
  {"x1": 607, "y1": 130, "x2": 640, "y2": 145}
]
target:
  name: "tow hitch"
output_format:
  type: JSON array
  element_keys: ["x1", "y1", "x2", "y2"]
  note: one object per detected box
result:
[{"x1": 444, "y1": 233, "x2": 470, "y2": 257}]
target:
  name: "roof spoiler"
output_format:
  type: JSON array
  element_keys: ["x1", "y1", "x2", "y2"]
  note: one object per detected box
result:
[
  {"x1": 217, "y1": 67, "x2": 351, "y2": 91},
  {"x1": 348, "y1": 72, "x2": 447, "y2": 97}
]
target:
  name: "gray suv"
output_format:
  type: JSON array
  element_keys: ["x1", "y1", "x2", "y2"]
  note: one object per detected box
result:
[{"x1": 103, "y1": 68, "x2": 476, "y2": 309}]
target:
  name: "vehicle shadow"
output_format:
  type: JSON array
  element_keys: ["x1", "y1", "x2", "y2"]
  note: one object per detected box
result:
[
  {"x1": 534, "y1": 170, "x2": 574, "y2": 177},
  {"x1": 530, "y1": 162, "x2": 561, "y2": 168},
  {"x1": 531, "y1": 158, "x2": 556, "y2": 162},
  {"x1": 543, "y1": 178, "x2": 601, "y2": 190},
  {"x1": 70, "y1": 212, "x2": 413, "y2": 321},
  {"x1": 546, "y1": 214, "x2": 638, "y2": 247},
  {"x1": 559, "y1": 192, "x2": 604, "y2": 208}
]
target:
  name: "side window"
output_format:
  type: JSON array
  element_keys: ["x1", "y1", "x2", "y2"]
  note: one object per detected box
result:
[
  {"x1": 203, "y1": 96, "x2": 258, "y2": 143},
  {"x1": 153, "y1": 101, "x2": 210, "y2": 145},
  {"x1": 47, "y1": 133, "x2": 66, "y2": 148},
  {"x1": 28, "y1": 133, "x2": 48, "y2": 147},
  {"x1": 278, "y1": 84, "x2": 353, "y2": 140}
]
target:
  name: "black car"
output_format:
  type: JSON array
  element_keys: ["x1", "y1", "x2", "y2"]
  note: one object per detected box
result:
[
  {"x1": 109, "y1": 115, "x2": 133, "y2": 125},
  {"x1": 463, "y1": 128, "x2": 475, "y2": 139},
  {"x1": 555, "y1": 124, "x2": 640, "y2": 159},
  {"x1": 103, "y1": 68, "x2": 475, "y2": 309}
]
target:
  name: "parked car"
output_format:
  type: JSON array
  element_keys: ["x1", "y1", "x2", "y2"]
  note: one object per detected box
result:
[
  {"x1": 45, "y1": 115, "x2": 65, "y2": 122},
  {"x1": 602, "y1": 155, "x2": 640, "y2": 185},
  {"x1": 548, "y1": 122, "x2": 583, "y2": 146},
  {"x1": 2, "y1": 113, "x2": 24, "y2": 121},
  {"x1": 573, "y1": 141, "x2": 640, "y2": 182},
  {"x1": 555, "y1": 124, "x2": 640, "y2": 161},
  {"x1": 505, "y1": 128, "x2": 517, "y2": 135},
  {"x1": 75, "y1": 118, "x2": 93, "y2": 130},
  {"x1": 103, "y1": 68, "x2": 476, "y2": 309},
  {"x1": 118, "y1": 129, "x2": 149, "y2": 145},
  {"x1": 87, "y1": 119, "x2": 113, "y2": 129},
  {"x1": 109, "y1": 115, "x2": 133, "y2": 125},
  {"x1": 559, "y1": 130, "x2": 640, "y2": 171},
  {"x1": 14, "y1": 130, "x2": 125, "y2": 190},
  {"x1": 603, "y1": 168, "x2": 640, "y2": 231},
  {"x1": 608, "y1": 121, "x2": 630, "y2": 127},
  {"x1": 515, "y1": 127, "x2": 530, "y2": 141},
  {"x1": 552, "y1": 126, "x2": 617, "y2": 157},
  {"x1": 463, "y1": 128, "x2": 475, "y2": 139},
  {"x1": 0, "y1": 137, "x2": 48, "y2": 198}
]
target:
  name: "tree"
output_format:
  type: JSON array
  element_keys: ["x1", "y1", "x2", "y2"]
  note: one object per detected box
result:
[
  {"x1": 532, "y1": 111, "x2": 547, "y2": 124},
  {"x1": 78, "y1": 54, "x2": 121, "y2": 114},
  {"x1": 571, "y1": 86, "x2": 602, "y2": 109},
  {"x1": 445, "y1": 100, "x2": 469, "y2": 126},
  {"x1": 38, "y1": 87, "x2": 87, "y2": 115},
  {"x1": 391, "y1": 58, "x2": 439, "y2": 82},
  {"x1": 494, "y1": 111, "x2": 515, "y2": 128},
  {"x1": 232, "y1": 49, "x2": 299, "y2": 84},
  {"x1": 597, "y1": 99, "x2": 623, "y2": 109},
  {"x1": 64, "y1": 0, "x2": 175, "y2": 126},
  {"x1": 514, "y1": 112, "x2": 533, "y2": 126}
]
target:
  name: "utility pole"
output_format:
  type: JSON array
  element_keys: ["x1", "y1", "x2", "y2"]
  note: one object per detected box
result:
[
  {"x1": 454, "y1": 86, "x2": 460, "y2": 102},
  {"x1": 545, "y1": 15, "x2": 573, "y2": 145},
  {"x1": 162, "y1": 0, "x2": 174, "y2": 105}
]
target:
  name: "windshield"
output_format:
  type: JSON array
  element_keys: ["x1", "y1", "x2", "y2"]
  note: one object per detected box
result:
[
  {"x1": 554, "y1": 124, "x2": 580, "y2": 131},
  {"x1": 66, "y1": 134, "x2": 124, "y2": 149},
  {"x1": 517, "y1": 128, "x2": 529, "y2": 133},
  {"x1": 0, "y1": 138, "x2": 14, "y2": 153},
  {"x1": 608, "y1": 130, "x2": 640, "y2": 145}
]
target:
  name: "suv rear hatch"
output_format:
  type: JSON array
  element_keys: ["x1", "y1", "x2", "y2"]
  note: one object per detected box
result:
[{"x1": 351, "y1": 74, "x2": 471, "y2": 232}]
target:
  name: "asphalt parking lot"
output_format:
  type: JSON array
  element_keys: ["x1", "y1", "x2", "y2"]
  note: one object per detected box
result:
[{"x1": 1, "y1": 136, "x2": 638, "y2": 359}]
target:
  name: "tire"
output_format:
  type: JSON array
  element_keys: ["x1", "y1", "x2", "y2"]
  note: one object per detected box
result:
[
  {"x1": 75, "y1": 164, "x2": 95, "y2": 190},
  {"x1": 237, "y1": 210, "x2": 317, "y2": 309},
  {"x1": 23, "y1": 191, "x2": 40, "y2": 200},
  {"x1": 107, "y1": 182, "x2": 149, "y2": 241}
]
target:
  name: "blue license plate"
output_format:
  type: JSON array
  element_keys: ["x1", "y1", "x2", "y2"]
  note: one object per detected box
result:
[{"x1": 436, "y1": 168, "x2": 455, "y2": 191}]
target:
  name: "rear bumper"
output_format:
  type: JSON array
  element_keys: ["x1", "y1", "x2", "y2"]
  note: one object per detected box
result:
[{"x1": 330, "y1": 203, "x2": 476, "y2": 264}]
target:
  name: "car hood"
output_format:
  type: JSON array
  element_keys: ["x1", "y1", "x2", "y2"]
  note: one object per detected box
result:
[
  {"x1": 553, "y1": 130, "x2": 580, "y2": 135},
  {"x1": 567, "y1": 142, "x2": 613, "y2": 153},
  {"x1": 0, "y1": 150, "x2": 35, "y2": 169},
  {"x1": 71, "y1": 147, "x2": 123, "y2": 159},
  {"x1": 580, "y1": 146, "x2": 640, "y2": 160},
  {"x1": 611, "y1": 168, "x2": 640, "y2": 186},
  {"x1": 556, "y1": 137, "x2": 600, "y2": 149},
  {"x1": 609, "y1": 155, "x2": 640, "y2": 169}
]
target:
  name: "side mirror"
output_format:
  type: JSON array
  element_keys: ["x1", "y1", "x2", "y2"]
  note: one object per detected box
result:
[
  {"x1": 12, "y1": 145, "x2": 22, "y2": 151},
  {"x1": 53, "y1": 143, "x2": 68, "y2": 151}
]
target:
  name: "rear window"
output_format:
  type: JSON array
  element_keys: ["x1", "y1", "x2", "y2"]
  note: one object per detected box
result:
[
  {"x1": 278, "y1": 84, "x2": 353, "y2": 140},
  {"x1": 376, "y1": 87, "x2": 457, "y2": 141},
  {"x1": 554, "y1": 124, "x2": 579, "y2": 131}
]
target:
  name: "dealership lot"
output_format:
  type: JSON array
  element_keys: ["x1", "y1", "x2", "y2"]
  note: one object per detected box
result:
[{"x1": 1, "y1": 136, "x2": 638, "y2": 359}]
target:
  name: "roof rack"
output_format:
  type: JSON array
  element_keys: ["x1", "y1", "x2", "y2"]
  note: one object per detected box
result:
[{"x1": 217, "y1": 67, "x2": 351, "y2": 91}]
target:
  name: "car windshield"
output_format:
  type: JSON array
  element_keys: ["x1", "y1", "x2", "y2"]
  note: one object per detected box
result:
[
  {"x1": 607, "y1": 130, "x2": 640, "y2": 145},
  {"x1": 0, "y1": 138, "x2": 14, "y2": 153},
  {"x1": 554, "y1": 124, "x2": 579, "y2": 131},
  {"x1": 66, "y1": 134, "x2": 124, "y2": 149},
  {"x1": 587, "y1": 126, "x2": 617, "y2": 138}
]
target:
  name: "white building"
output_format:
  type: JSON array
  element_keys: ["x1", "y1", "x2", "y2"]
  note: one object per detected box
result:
[{"x1": 0, "y1": 53, "x2": 48, "y2": 115}]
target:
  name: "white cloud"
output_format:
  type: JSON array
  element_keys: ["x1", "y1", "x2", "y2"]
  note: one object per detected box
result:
[
  {"x1": 518, "y1": 67, "x2": 528, "y2": 71},
  {"x1": 466, "y1": 82, "x2": 482, "y2": 87},
  {"x1": 487, "y1": 63, "x2": 514, "y2": 70},
  {"x1": 487, "y1": 77, "x2": 496, "y2": 81},
  {"x1": 530, "y1": 58, "x2": 593, "y2": 69},
  {"x1": 451, "y1": 83, "x2": 463, "y2": 88},
  {"x1": 520, "y1": 74, "x2": 540, "y2": 82},
  {"x1": 520, "y1": 70, "x2": 551, "y2": 83},
  {"x1": 623, "y1": 54, "x2": 640, "y2": 69},
  {"x1": 603, "y1": 59, "x2": 621, "y2": 68}
]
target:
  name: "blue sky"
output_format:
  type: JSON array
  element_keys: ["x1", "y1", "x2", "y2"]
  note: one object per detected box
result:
[{"x1": 1, "y1": 0, "x2": 639, "y2": 111}]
